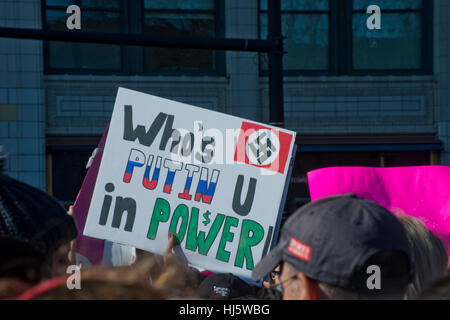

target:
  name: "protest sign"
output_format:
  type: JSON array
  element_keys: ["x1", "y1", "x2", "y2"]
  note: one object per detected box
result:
[
  {"x1": 73, "y1": 127, "x2": 108, "y2": 265},
  {"x1": 72, "y1": 126, "x2": 136, "y2": 267},
  {"x1": 83, "y1": 87, "x2": 296, "y2": 278},
  {"x1": 307, "y1": 166, "x2": 450, "y2": 254}
]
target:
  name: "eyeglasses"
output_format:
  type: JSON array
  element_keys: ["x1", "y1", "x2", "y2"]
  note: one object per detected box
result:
[{"x1": 270, "y1": 270, "x2": 281, "y2": 280}]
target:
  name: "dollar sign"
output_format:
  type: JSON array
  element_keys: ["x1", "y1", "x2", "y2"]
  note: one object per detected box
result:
[{"x1": 203, "y1": 210, "x2": 211, "y2": 226}]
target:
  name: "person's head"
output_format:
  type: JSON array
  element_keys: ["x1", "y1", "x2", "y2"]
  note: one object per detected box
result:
[
  {"x1": 0, "y1": 236, "x2": 49, "y2": 283},
  {"x1": 418, "y1": 275, "x2": 450, "y2": 300},
  {"x1": 258, "y1": 265, "x2": 283, "y2": 300},
  {"x1": 17, "y1": 265, "x2": 166, "y2": 300},
  {"x1": 252, "y1": 194, "x2": 414, "y2": 300},
  {"x1": 27, "y1": 279, "x2": 166, "y2": 300},
  {"x1": 0, "y1": 174, "x2": 78, "y2": 276},
  {"x1": 185, "y1": 267, "x2": 206, "y2": 296},
  {"x1": 279, "y1": 250, "x2": 411, "y2": 300},
  {"x1": 196, "y1": 273, "x2": 257, "y2": 300},
  {"x1": 0, "y1": 236, "x2": 50, "y2": 299},
  {"x1": 398, "y1": 216, "x2": 448, "y2": 299}
]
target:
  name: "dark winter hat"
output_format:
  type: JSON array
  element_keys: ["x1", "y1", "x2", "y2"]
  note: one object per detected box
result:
[
  {"x1": 197, "y1": 273, "x2": 256, "y2": 300},
  {"x1": 0, "y1": 173, "x2": 78, "y2": 256},
  {"x1": 0, "y1": 146, "x2": 7, "y2": 173}
]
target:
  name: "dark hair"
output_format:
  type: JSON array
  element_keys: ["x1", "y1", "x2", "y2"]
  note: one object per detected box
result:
[
  {"x1": 185, "y1": 267, "x2": 206, "y2": 288},
  {"x1": 29, "y1": 279, "x2": 166, "y2": 300},
  {"x1": 18, "y1": 263, "x2": 168, "y2": 300},
  {"x1": 0, "y1": 236, "x2": 48, "y2": 284},
  {"x1": 399, "y1": 216, "x2": 448, "y2": 299},
  {"x1": 417, "y1": 275, "x2": 450, "y2": 300}
]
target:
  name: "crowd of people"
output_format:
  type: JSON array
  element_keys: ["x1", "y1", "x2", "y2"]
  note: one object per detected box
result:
[{"x1": 0, "y1": 161, "x2": 449, "y2": 300}]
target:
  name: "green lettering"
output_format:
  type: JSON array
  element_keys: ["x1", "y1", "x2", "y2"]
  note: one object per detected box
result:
[
  {"x1": 186, "y1": 208, "x2": 225, "y2": 256},
  {"x1": 147, "y1": 198, "x2": 170, "y2": 240},
  {"x1": 216, "y1": 216, "x2": 239, "y2": 262},
  {"x1": 169, "y1": 204, "x2": 189, "y2": 242},
  {"x1": 234, "y1": 219, "x2": 264, "y2": 270}
]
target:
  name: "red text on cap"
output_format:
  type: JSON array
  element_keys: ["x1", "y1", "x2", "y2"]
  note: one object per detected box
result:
[{"x1": 288, "y1": 237, "x2": 311, "y2": 262}]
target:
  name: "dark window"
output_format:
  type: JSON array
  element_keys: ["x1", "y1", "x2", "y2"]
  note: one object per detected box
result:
[
  {"x1": 259, "y1": 0, "x2": 330, "y2": 71},
  {"x1": 143, "y1": 0, "x2": 218, "y2": 73},
  {"x1": 46, "y1": 136, "x2": 101, "y2": 204},
  {"x1": 259, "y1": 0, "x2": 433, "y2": 75},
  {"x1": 44, "y1": 0, "x2": 122, "y2": 72},
  {"x1": 42, "y1": 0, "x2": 224, "y2": 75},
  {"x1": 352, "y1": 0, "x2": 424, "y2": 71},
  {"x1": 49, "y1": 147, "x2": 93, "y2": 204}
]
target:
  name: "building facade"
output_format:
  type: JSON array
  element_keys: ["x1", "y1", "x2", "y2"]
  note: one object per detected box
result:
[{"x1": 0, "y1": 0, "x2": 449, "y2": 208}]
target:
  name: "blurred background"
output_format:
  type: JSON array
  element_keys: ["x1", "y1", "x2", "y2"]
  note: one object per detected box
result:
[{"x1": 0, "y1": 0, "x2": 448, "y2": 219}]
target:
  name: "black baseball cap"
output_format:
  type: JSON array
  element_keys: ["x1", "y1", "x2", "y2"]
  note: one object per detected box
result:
[
  {"x1": 197, "y1": 273, "x2": 257, "y2": 300},
  {"x1": 252, "y1": 194, "x2": 415, "y2": 294}
]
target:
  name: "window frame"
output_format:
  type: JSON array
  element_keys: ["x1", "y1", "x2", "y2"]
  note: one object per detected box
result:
[
  {"x1": 46, "y1": 135, "x2": 101, "y2": 202},
  {"x1": 42, "y1": 0, "x2": 126, "y2": 75},
  {"x1": 258, "y1": 0, "x2": 336, "y2": 76},
  {"x1": 139, "y1": 0, "x2": 226, "y2": 76},
  {"x1": 41, "y1": 0, "x2": 226, "y2": 76},
  {"x1": 258, "y1": 0, "x2": 434, "y2": 76},
  {"x1": 348, "y1": 0, "x2": 434, "y2": 75}
]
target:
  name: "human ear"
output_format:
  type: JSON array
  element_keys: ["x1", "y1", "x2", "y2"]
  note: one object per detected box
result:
[{"x1": 297, "y1": 273, "x2": 320, "y2": 300}]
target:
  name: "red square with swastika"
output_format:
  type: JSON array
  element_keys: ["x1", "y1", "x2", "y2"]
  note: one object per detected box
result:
[{"x1": 233, "y1": 121, "x2": 294, "y2": 174}]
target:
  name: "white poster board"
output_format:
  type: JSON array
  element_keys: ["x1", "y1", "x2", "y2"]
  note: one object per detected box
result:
[{"x1": 84, "y1": 88, "x2": 296, "y2": 279}]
